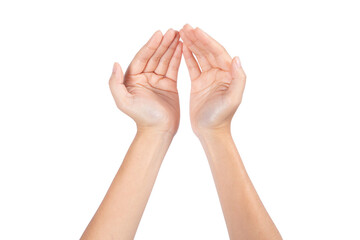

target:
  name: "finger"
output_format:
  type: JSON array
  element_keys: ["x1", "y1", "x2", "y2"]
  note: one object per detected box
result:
[
  {"x1": 194, "y1": 27, "x2": 230, "y2": 58},
  {"x1": 109, "y1": 63, "x2": 132, "y2": 109},
  {"x1": 144, "y1": 29, "x2": 177, "y2": 72},
  {"x1": 165, "y1": 41, "x2": 183, "y2": 81},
  {"x1": 155, "y1": 32, "x2": 180, "y2": 75},
  {"x1": 194, "y1": 27, "x2": 232, "y2": 70},
  {"x1": 182, "y1": 43, "x2": 201, "y2": 80},
  {"x1": 182, "y1": 24, "x2": 210, "y2": 57},
  {"x1": 227, "y1": 57, "x2": 246, "y2": 103},
  {"x1": 128, "y1": 31, "x2": 163, "y2": 74},
  {"x1": 180, "y1": 25, "x2": 211, "y2": 71}
]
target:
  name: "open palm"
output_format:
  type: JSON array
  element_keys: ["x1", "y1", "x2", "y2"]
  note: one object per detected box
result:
[
  {"x1": 180, "y1": 25, "x2": 246, "y2": 135},
  {"x1": 109, "y1": 29, "x2": 182, "y2": 134}
]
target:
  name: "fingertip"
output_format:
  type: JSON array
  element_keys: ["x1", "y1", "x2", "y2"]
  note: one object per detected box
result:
[
  {"x1": 182, "y1": 26, "x2": 197, "y2": 43},
  {"x1": 234, "y1": 56, "x2": 241, "y2": 68},
  {"x1": 112, "y1": 62, "x2": 118, "y2": 74},
  {"x1": 152, "y1": 30, "x2": 163, "y2": 42},
  {"x1": 155, "y1": 30, "x2": 163, "y2": 36},
  {"x1": 231, "y1": 57, "x2": 239, "y2": 72},
  {"x1": 145, "y1": 30, "x2": 163, "y2": 51},
  {"x1": 171, "y1": 28, "x2": 180, "y2": 35},
  {"x1": 113, "y1": 62, "x2": 123, "y2": 74},
  {"x1": 180, "y1": 29, "x2": 192, "y2": 45},
  {"x1": 171, "y1": 32, "x2": 180, "y2": 46},
  {"x1": 111, "y1": 62, "x2": 123, "y2": 80},
  {"x1": 183, "y1": 24, "x2": 194, "y2": 31},
  {"x1": 231, "y1": 56, "x2": 246, "y2": 81},
  {"x1": 166, "y1": 28, "x2": 176, "y2": 34},
  {"x1": 163, "y1": 28, "x2": 177, "y2": 42}
]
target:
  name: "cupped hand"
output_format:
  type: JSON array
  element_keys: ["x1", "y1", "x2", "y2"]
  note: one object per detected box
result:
[
  {"x1": 109, "y1": 29, "x2": 182, "y2": 135},
  {"x1": 180, "y1": 25, "x2": 246, "y2": 136}
]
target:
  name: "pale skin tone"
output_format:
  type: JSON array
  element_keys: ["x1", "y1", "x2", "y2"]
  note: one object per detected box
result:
[
  {"x1": 81, "y1": 25, "x2": 282, "y2": 240},
  {"x1": 181, "y1": 24, "x2": 282, "y2": 240},
  {"x1": 81, "y1": 29, "x2": 182, "y2": 240}
]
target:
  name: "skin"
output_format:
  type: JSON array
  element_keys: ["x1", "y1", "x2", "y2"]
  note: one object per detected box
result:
[
  {"x1": 81, "y1": 25, "x2": 282, "y2": 240},
  {"x1": 80, "y1": 29, "x2": 182, "y2": 240},
  {"x1": 180, "y1": 24, "x2": 282, "y2": 239}
]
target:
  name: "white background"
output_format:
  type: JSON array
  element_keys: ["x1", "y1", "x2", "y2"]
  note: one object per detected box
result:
[{"x1": 1, "y1": 0, "x2": 359, "y2": 239}]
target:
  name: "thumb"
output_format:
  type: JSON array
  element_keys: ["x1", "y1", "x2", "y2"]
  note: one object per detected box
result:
[
  {"x1": 109, "y1": 62, "x2": 131, "y2": 108},
  {"x1": 228, "y1": 56, "x2": 246, "y2": 102}
]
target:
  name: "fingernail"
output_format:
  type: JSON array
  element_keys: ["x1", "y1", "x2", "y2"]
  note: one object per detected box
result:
[
  {"x1": 235, "y1": 56, "x2": 241, "y2": 68},
  {"x1": 112, "y1": 63, "x2": 117, "y2": 74}
]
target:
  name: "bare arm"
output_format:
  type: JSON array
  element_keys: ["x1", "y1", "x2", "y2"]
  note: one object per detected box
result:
[
  {"x1": 180, "y1": 24, "x2": 282, "y2": 240},
  {"x1": 199, "y1": 130, "x2": 281, "y2": 239},
  {"x1": 81, "y1": 29, "x2": 182, "y2": 240},
  {"x1": 81, "y1": 130, "x2": 173, "y2": 240}
]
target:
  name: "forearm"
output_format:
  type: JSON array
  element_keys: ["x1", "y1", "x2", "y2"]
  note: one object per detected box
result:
[
  {"x1": 81, "y1": 130, "x2": 173, "y2": 240},
  {"x1": 198, "y1": 129, "x2": 281, "y2": 240}
]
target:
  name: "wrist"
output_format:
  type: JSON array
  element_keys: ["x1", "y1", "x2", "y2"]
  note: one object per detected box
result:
[
  {"x1": 194, "y1": 123, "x2": 231, "y2": 138},
  {"x1": 197, "y1": 128, "x2": 232, "y2": 140},
  {"x1": 136, "y1": 120, "x2": 178, "y2": 137},
  {"x1": 136, "y1": 127, "x2": 176, "y2": 141}
]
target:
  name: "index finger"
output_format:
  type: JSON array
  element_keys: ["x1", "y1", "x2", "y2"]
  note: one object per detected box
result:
[
  {"x1": 194, "y1": 27, "x2": 232, "y2": 70},
  {"x1": 127, "y1": 30, "x2": 163, "y2": 74}
]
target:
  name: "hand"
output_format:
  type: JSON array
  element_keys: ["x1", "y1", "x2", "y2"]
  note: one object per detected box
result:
[
  {"x1": 109, "y1": 29, "x2": 182, "y2": 136},
  {"x1": 180, "y1": 25, "x2": 246, "y2": 136}
]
